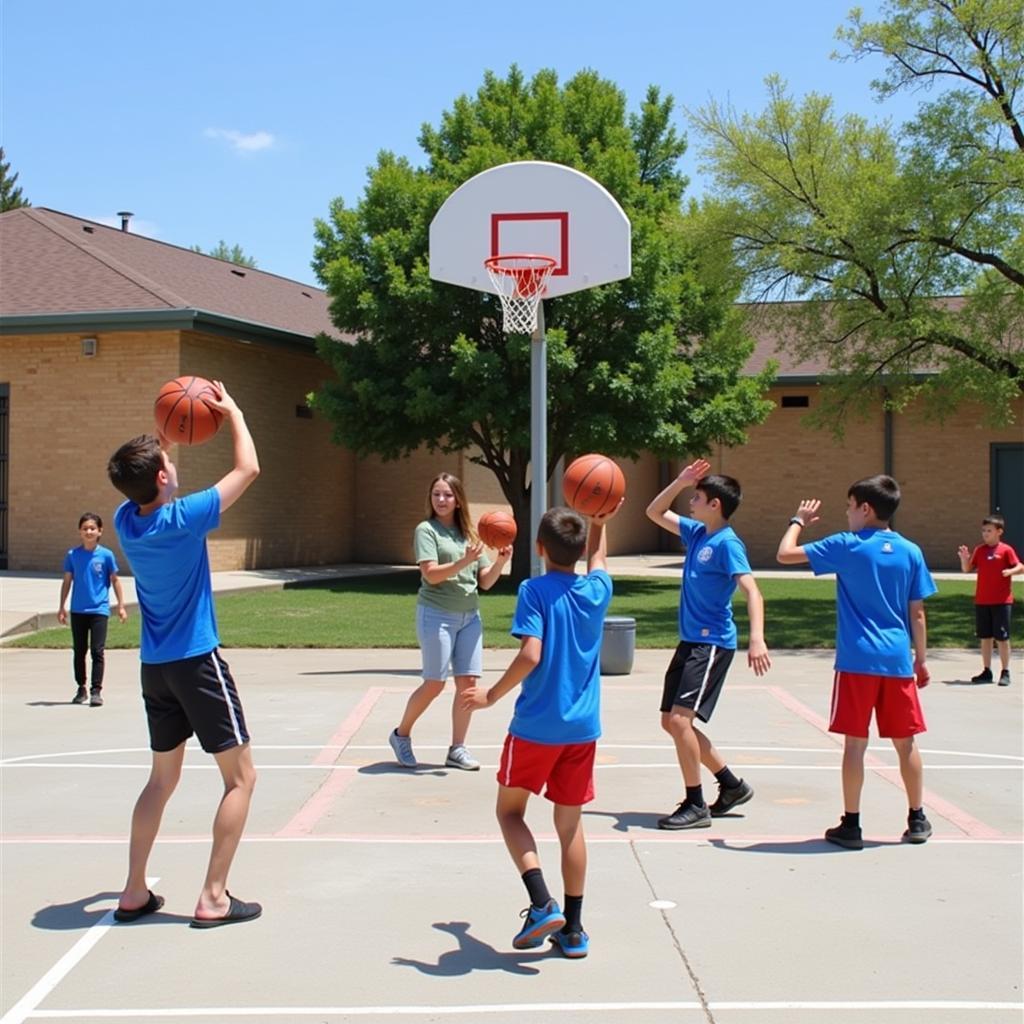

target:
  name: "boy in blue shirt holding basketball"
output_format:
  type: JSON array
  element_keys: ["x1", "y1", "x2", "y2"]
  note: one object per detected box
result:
[
  {"x1": 106, "y1": 380, "x2": 263, "y2": 926},
  {"x1": 646, "y1": 459, "x2": 771, "y2": 830},
  {"x1": 777, "y1": 474, "x2": 937, "y2": 848},
  {"x1": 463, "y1": 504, "x2": 617, "y2": 959}
]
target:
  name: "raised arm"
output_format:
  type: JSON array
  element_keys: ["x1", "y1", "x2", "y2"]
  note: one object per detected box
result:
[
  {"x1": 478, "y1": 545, "x2": 512, "y2": 590},
  {"x1": 419, "y1": 541, "x2": 485, "y2": 585},
  {"x1": 645, "y1": 459, "x2": 711, "y2": 535},
  {"x1": 207, "y1": 382, "x2": 260, "y2": 513},
  {"x1": 586, "y1": 497, "x2": 622, "y2": 575},
  {"x1": 957, "y1": 545, "x2": 974, "y2": 573},
  {"x1": 777, "y1": 499, "x2": 821, "y2": 565}
]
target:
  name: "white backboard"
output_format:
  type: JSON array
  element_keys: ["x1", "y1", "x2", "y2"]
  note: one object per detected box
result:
[{"x1": 429, "y1": 161, "x2": 631, "y2": 299}]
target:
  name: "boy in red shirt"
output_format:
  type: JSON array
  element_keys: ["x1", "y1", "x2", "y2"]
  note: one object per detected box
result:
[{"x1": 958, "y1": 514, "x2": 1023, "y2": 686}]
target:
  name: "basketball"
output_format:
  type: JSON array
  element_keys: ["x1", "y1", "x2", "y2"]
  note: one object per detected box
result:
[
  {"x1": 562, "y1": 453, "x2": 625, "y2": 517},
  {"x1": 478, "y1": 510, "x2": 517, "y2": 549},
  {"x1": 154, "y1": 376, "x2": 223, "y2": 446}
]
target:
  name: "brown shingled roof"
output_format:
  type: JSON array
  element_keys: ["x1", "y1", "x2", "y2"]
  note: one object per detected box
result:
[{"x1": 0, "y1": 207, "x2": 338, "y2": 340}]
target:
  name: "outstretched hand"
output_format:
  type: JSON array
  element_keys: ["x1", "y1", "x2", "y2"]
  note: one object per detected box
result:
[
  {"x1": 590, "y1": 497, "x2": 625, "y2": 524},
  {"x1": 461, "y1": 685, "x2": 491, "y2": 711},
  {"x1": 679, "y1": 459, "x2": 711, "y2": 485},
  {"x1": 793, "y1": 499, "x2": 822, "y2": 526}
]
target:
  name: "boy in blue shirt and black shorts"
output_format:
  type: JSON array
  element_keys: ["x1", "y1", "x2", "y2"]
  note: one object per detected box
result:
[
  {"x1": 464, "y1": 503, "x2": 618, "y2": 959},
  {"x1": 646, "y1": 459, "x2": 772, "y2": 830},
  {"x1": 777, "y1": 474, "x2": 937, "y2": 848},
  {"x1": 107, "y1": 381, "x2": 263, "y2": 927}
]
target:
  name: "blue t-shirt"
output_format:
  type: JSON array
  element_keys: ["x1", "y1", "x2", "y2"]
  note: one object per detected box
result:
[
  {"x1": 677, "y1": 518, "x2": 751, "y2": 649},
  {"x1": 803, "y1": 528, "x2": 937, "y2": 677},
  {"x1": 114, "y1": 488, "x2": 221, "y2": 664},
  {"x1": 62, "y1": 544, "x2": 119, "y2": 615},
  {"x1": 508, "y1": 569, "x2": 613, "y2": 745}
]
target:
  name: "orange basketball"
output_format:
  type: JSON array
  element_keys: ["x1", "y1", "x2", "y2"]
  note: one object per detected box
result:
[
  {"x1": 562, "y1": 453, "x2": 625, "y2": 517},
  {"x1": 478, "y1": 510, "x2": 517, "y2": 549},
  {"x1": 154, "y1": 376, "x2": 223, "y2": 446}
]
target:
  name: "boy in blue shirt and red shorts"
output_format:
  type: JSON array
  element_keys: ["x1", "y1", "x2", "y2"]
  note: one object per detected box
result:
[
  {"x1": 106, "y1": 381, "x2": 263, "y2": 927},
  {"x1": 464, "y1": 504, "x2": 618, "y2": 959},
  {"x1": 777, "y1": 474, "x2": 937, "y2": 849}
]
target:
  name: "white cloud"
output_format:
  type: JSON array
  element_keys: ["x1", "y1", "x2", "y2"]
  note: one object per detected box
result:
[{"x1": 204, "y1": 128, "x2": 275, "y2": 153}]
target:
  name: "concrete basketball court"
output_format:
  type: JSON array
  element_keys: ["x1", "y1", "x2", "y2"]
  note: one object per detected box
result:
[{"x1": 1, "y1": 645, "x2": 1021, "y2": 1023}]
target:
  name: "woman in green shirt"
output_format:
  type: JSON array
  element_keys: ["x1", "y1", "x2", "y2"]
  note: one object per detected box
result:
[{"x1": 389, "y1": 472, "x2": 512, "y2": 770}]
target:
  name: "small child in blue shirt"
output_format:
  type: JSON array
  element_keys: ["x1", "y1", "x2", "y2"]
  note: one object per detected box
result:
[
  {"x1": 57, "y1": 512, "x2": 127, "y2": 706},
  {"x1": 463, "y1": 503, "x2": 618, "y2": 959}
]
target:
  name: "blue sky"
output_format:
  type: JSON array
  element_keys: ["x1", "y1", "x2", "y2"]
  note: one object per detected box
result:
[{"x1": 2, "y1": 0, "x2": 920, "y2": 286}]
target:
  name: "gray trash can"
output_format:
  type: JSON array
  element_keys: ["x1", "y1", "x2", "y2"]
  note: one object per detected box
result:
[{"x1": 601, "y1": 615, "x2": 636, "y2": 675}]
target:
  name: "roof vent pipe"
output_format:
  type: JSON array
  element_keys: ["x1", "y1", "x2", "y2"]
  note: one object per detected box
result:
[{"x1": 117, "y1": 211, "x2": 133, "y2": 232}]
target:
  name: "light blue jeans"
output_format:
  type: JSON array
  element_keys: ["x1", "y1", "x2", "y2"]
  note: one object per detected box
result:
[{"x1": 416, "y1": 604, "x2": 483, "y2": 680}]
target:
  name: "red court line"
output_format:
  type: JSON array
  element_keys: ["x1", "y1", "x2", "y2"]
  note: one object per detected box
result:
[
  {"x1": 276, "y1": 686, "x2": 387, "y2": 836},
  {"x1": 766, "y1": 685, "x2": 1003, "y2": 839}
]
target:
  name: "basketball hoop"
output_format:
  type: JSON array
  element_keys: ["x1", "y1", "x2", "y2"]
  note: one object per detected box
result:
[{"x1": 484, "y1": 254, "x2": 557, "y2": 335}]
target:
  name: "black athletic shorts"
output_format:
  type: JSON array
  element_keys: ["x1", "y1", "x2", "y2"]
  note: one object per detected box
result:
[
  {"x1": 660, "y1": 641, "x2": 735, "y2": 722},
  {"x1": 141, "y1": 649, "x2": 249, "y2": 754},
  {"x1": 975, "y1": 604, "x2": 1012, "y2": 641}
]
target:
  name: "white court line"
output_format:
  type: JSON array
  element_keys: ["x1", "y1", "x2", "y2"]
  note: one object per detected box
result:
[
  {"x1": 3, "y1": 744, "x2": 1021, "y2": 765},
  {"x1": 1, "y1": 762, "x2": 1020, "y2": 772},
  {"x1": 19, "y1": 999, "x2": 1024, "y2": 1018},
  {"x1": 0, "y1": 878, "x2": 158, "y2": 1024}
]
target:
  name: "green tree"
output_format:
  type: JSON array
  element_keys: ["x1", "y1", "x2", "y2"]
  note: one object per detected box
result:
[
  {"x1": 690, "y1": 0, "x2": 1023, "y2": 429},
  {"x1": 190, "y1": 240, "x2": 258, "y2": 268},
  {"x1": 0, "y1": 147, "x2": 30, "y2": 211},
  {"x1": 312, "y1": 67, "x2": 774, "y2": 579}
]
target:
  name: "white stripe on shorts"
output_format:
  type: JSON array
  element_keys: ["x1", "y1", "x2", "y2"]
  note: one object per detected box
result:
[
  {"x1": 502, "y1": 736, "x2": 515, "y2": 787},
  {"x1": 829, "y1": 670, "x2": 840, "y2": 729},
  {"x1": 210, "y1": 651, "x2": 243, "y2": 746},
  {"x1": 692, "y1": 646, "x2": 718, "y2": 713}
]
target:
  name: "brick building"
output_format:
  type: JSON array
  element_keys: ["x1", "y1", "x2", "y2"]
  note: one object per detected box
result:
[{"x1": 1, "y1": 207, "x2": 1020, "y2": 572}]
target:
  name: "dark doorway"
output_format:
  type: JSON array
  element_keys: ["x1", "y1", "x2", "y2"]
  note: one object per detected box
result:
[{"x1": 990, "y1": 443, "x2": 1024, "y2": 552}]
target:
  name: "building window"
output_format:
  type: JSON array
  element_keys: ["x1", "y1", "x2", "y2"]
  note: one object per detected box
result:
[{"x1": 780, "y1": 395, "x2": 810, "y2": 408}]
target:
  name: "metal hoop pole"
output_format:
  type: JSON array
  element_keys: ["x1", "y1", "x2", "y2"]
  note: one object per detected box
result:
[{"x1": 530, "y1": 300, "x2": 546, "y2": 577}]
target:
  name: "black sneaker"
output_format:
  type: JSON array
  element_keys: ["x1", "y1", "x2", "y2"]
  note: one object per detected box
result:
[
  {"x1": 824, "y1": 820, "x2": 863, "y2": 849},
  {"x1": 998, "y1": 670, "x2": 1011, "y2": 687},
  {"x1": 71, "y1": 687, "x2": 88, "y2": 705},
  {"x1": 658, "y1": 802, "x2": 712, "y2": 830},
  {"x1": 971, "y1": 668, "x2": 993, "y2": 684},
  {"x1": 903, "y1": 815, "x2": 932, "y2": 844},
  {"x1": 89, "y1": 690, "x2": 104, "y2": 707},
  {"x1": 709, "y1": 779, "x2": 754, "y2": 816}
]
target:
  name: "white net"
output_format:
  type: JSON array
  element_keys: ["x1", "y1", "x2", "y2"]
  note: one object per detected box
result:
[{"x1": 485, "y1": 255, "x2": 556, "y2": 335}]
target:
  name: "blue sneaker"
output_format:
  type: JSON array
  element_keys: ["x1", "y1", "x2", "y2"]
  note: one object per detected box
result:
[
  {"x1": 512, "y1": 899, "x2": 565, "y2": 949},
  {"x1": 549, "y1": 929, "x2": 589, "y2": 958}
]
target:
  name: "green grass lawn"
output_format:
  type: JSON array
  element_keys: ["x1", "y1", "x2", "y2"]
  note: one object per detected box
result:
[{"x1": 8, "y1": 573, "x2": 993, "y2": 651}]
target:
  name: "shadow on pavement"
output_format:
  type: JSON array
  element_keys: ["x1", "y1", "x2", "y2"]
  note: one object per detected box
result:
[
  {"x1": 392, "y1": 921, "x2": 552, "y2": 976},
  {"x1": 32, "y1": 892, "x2": 191, "y2": 930}
]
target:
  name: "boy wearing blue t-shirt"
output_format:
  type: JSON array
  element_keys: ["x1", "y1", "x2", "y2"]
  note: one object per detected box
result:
[
  {"x1": 777, "y1": 474, "x2": 937, "y2": 848},
  {"x1": 106, "y1": 381, "x2": 262, "y2": 928},
  {"x1": 57, "y1": 512, "x2": 128, "y2": 706},
  {"x1": 646, "y1": 459, "x2": 771, "y2": 830},
  {"x1": 463, "y1": 505, "x2": 617, "y2": 959}
]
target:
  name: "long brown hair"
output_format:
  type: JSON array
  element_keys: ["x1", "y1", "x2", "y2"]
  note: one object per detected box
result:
[{"x1": 425, "y1": 472, "x2": 480, "y2": 546}]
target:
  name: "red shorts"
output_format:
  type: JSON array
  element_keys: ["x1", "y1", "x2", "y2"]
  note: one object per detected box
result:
[
  {"x1": 497, "y1": 734, "x2": 596, "y2": 806},
  {"x1": 829, "y1": 672, "x2": 926, "y2": 739}
]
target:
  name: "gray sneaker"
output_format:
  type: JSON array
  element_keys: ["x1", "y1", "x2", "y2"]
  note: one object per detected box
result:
[
  {"x1": 388, "y1": 729, "x2": 417, "y2": 768},
  {"x1": 445, "y1": 744, "x2": 480, "y2": 771},
  {"x1": 999, "y1": 670, "x2": 1011, "y2": 687}
]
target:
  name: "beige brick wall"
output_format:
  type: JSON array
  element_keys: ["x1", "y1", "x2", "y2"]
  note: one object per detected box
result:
[
  {"x1": 2, "y1": 330, "x2": 178, "y2": 570},
  {"x1": 1, "y1": 329, "x2": 353, "y2": 571},
  {"x1": 179, "y1": 332, "x2": 353, "y2": 569}
]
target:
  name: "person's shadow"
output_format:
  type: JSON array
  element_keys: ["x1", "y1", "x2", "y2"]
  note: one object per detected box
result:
[
  {"x1": 392, "y1": 921, "x2": 551, "y2": 976},
  {"x1": 708, "y1": 838, "x2": 903, "y2": 854},
  {"x1": 358, "y1": 762, "x2": 448, "y2": 777},
  {"x1": 31, "y1": 892, "x2": 191, "y2": 929},
  {"x1": 583, "y1": 809, "x2": 663, "y2": 832}
]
